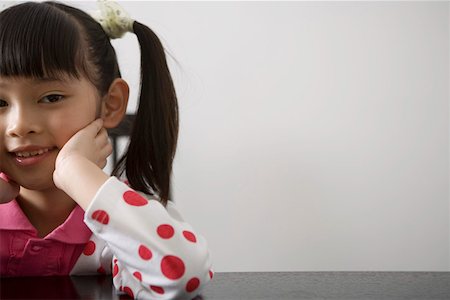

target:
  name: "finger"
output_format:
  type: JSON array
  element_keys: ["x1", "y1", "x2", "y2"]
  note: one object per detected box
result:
[
  {"x1": 102, "y1": 138, "x2": 112, "y2": 151},
  {"x1": 0, "y1": 172, "x2": 9, "y2": 181},
  {"x1": 99, "y1": 158, "x2": 107, "y2": 169},
  {"x1": 97, "y1": 127, "x2": 109, "y2": 139},
  {"x1": 95, "y1": 118, "x2": 104, "y2": 133},
  {"x1": 100, "y1": 143, "x2": 113, "y2": 160},
  {"x1": 0, "y1": 173, "x2": 19, "y2": 187},
  {"x1": 96, "y1": 129, "x2": 111, "y2": 149},
  {"x1": 0, "y1": 179, "x2": 19, "y2": 203},
  {"x1": 105, "y1": 142, "x2": 113, "y2": 156},
  {"x1": 89, "y1": 118, "x2": 104, "y2": 136}
]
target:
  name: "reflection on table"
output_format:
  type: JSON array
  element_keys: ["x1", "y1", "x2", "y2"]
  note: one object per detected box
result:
[{"x1": 1, "y1": 272, "x2": 450, "y2": 299}]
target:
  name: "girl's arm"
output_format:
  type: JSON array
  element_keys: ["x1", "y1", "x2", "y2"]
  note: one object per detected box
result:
[
  {"x1": 0, "y1": 172, "x2": 19, "y2": 204},
  {"x1": 72, "y1": 176, "x2": 213, "y2": 299},
  {"x1": 54, "y1": 156, "x2": 109, "y2": 210},
  {"x1": 54, "y1": 119, "x2": 213, "y2": 299},
  {"x1": 53, "y1": 118, "x2": 111, "y2": 210}
]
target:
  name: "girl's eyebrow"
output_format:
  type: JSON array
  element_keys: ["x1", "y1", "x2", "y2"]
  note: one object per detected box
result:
[{"x1": 31, "y1": 77, "x2": 69, "y2": 85}]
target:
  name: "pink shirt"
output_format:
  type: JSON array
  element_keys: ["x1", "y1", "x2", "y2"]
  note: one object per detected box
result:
[
  {"x1": 0, "y1": 177, "x2": 213, "y2": 299},
  {"x1": 0, "y1": 199, "x2": 92, "y2": 276}
]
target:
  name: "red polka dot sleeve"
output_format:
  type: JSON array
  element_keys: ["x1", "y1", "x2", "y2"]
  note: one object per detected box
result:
[{"x1": 70, "y1": 177, "x2": 214, "y2": 299}]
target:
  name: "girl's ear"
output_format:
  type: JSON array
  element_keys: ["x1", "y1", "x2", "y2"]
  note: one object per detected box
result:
[{"x1": 100, "y1": 78, "x2": 129, "y2": 128}]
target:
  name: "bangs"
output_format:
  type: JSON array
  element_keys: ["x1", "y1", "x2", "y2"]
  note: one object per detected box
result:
[{"x1": 0, "y1": 2, "x2": 87, "y2": 80}]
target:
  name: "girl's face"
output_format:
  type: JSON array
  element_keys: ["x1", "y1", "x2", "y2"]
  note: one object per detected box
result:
[{"x1": 0, "y1": 75, "x2": 101, "y2": 190}]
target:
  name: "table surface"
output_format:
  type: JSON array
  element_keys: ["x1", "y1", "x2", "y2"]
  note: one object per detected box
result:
[{"x1": 1, "y1": 272, "x2": 449, "y2": 299}]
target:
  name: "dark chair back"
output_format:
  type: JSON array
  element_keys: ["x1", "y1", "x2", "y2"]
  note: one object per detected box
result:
[{"x1": 107, "y1": 114, "x2": 135, "y2": 165}]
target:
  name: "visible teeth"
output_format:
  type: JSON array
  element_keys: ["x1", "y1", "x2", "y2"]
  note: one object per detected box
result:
[{"x1": 16, "y1": 148, "x2": 51, "y2": 158}]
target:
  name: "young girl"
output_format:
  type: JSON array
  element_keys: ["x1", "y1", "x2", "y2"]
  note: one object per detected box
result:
[{"x1": 0, "y1": 1, "x2": 213, "y2": 299}]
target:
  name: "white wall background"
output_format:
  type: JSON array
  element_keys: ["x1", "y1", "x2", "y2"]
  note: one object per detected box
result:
[{"x1": 74, "y1": 1, "x2": 449, "y2": 272}]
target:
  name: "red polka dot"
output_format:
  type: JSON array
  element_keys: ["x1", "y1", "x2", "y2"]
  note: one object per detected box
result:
[
  {"x1": 114, "y1": 258, "x2": 118, "y2": 263},
  {"x1": 183, "y1": 231, "x2": 197, "y2": 243},
  {"x1": 113, "y1": 264, "x2": 119, "y2": 277},
  {"x1": 186, "y1": 277, "x2": 200, "y2": 293},
  {"x1": 209, "y1": 270, "x2": 214, "y2": 279},
  {"x1": 138, "y1": 245, "x2": 153, "y2": 260},
  {"x1": 161, "y1": 255, "x2": 185, "y2": 280},
  {"x1": 123, "y1": 286, "x2": 134, "y2": 298},
  {"x1": 150, "y1": 285, "x2": 165, "y2": 294},
  {"x1": 119, "y1": 286, "x2": 123, "y2": 292},
  {"x1": 123, "y1": 191, "x2": 148, "y2": 206},
  {"x1": 83, "y1": 240, "x2": 96, "y2": 256},
  {"x1": 91, "y1": 210, "x2": 109, "y2": 224},
  {"x1": 97, "y1": 266, "x2": 105, "y2": 274},
  {"x1": 133, "y1": 271, "x2": 142, "y2": 281},
  {"x1": 157, "y1": 224, "x2": 175, "y2": 239}
]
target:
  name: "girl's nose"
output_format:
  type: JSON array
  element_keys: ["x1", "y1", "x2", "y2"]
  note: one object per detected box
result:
[{"x1": 6, "y1": 106, "x2": 42, "y2": 138}]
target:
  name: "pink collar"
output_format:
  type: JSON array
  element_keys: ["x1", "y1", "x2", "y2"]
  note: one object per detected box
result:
[{"x1": 0, "y1": 199, "x2": 92, "y2": 244}]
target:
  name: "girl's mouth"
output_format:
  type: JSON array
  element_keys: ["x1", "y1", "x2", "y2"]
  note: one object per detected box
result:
[
  {"x1": 15, "y1": 148, "x2": 52, "y2": 158},
  {"x1": 11, "y1": 147, "x2": 56, "y2": 166}
]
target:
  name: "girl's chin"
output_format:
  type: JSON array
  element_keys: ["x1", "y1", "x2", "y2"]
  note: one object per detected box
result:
[
  {"x1": 18, "y1": 181, "x2": 58, "y2": 192},
  {"x1": 19, "y1": 181, "x2": 58, "y2": 191},
  {"x1": 6, "y1": 158, "x2": 58, "y2": 191},
  {"x1": 13, "y1": 173, "x2": 58, "y2": 191}
]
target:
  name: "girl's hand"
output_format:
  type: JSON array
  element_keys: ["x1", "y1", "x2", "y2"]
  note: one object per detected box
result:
[
  {"x1": 0, "y1": 172, "x2": 20, "y2": 203},
  {"x1": 53, "y1": 119, "x2": 112, "y2": 190}
]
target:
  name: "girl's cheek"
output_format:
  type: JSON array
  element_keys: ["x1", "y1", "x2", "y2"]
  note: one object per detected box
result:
[{"x1": 48, "y1": 113, "x2": 91, "y2": 147}]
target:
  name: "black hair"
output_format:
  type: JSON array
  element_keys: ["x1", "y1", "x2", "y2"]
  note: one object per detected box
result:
[{"x1": 0, "y1": 1, "x2": 179, "y2": 206}]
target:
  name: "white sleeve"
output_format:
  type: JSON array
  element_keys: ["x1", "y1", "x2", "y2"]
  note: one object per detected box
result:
[{"x1": 83, "y1": 176, "x2": 214, "y2": 299}]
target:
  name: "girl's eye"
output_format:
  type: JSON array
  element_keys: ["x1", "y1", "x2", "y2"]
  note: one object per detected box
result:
[
  {"x1": 0, "y1": 99, "x2": 7, "y2": 107},
  {"x1": 40, "y1": 94, "x2": 64, "y2": 103}
]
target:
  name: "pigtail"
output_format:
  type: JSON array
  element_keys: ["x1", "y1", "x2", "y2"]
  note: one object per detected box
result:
[{"x1": 112, "y1": 21, "x2": 179, "y2": 207}]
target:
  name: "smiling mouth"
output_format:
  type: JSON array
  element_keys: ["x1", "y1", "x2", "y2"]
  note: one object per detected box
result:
[
  {"x1": 14, "y1": 147, "x2": 55, "y2": 158},
  {"x1": 9, "y1": 147, "x2": 57, "y2": 161}
]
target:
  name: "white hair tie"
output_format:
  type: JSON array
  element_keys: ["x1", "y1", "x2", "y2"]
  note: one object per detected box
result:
[{"x1": 90, "y1": 0, "x2": 134, "y2": 39}]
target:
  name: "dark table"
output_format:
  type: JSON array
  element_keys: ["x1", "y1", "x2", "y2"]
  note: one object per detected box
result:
[{"x1": 1, "y1": 272, "x2": 449, "y2": 299}]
